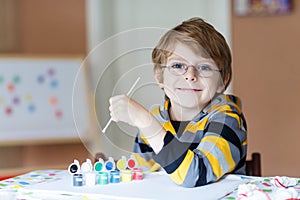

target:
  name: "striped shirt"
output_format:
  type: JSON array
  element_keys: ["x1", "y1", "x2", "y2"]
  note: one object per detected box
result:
[{"x1": 133, "y1": 94, "x2": 247, "y2": 187}]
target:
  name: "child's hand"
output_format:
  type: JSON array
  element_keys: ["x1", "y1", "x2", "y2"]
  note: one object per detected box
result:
[
  {"x1": 109, "y1": 94, "x2": 166, "y2": 153},
  {"x1": 109, "y1": 94, "x2": 153, "y2": 128}
]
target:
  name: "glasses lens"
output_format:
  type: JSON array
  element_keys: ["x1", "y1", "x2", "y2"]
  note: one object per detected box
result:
[
  {"x1": 195, "y1": 65, "x2": 214, "y2": 77},
  {"x1": 169, "y1": 63, "x2": 186, "y2": 75}
]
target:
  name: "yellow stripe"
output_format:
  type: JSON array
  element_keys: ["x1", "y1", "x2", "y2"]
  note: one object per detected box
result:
[
  {"x1": 226, "y1": 112, "x2": 241, "y2": 127},
  {"x1": 185, "y1": 118, "x2": 208, "y2": 133},
  {"x1": 150, "y1": 163, "x2": 162, "y2": 172},
  {"x1": 207, "y1": 104, "x2": 241, "y2": 128},
  {"x1": 140, "y1": 135, "x2": 150, "y2": 145},
  {"x1": 162, "y1": 121, "x2": 176, "y2": 134},
  {"x1": 132, "y1": 153, "x2": 160, "y2": 171},
  {"x1": 224, "y1": 95, "x2": 242, "y2": 113},
  {"x1": 241, "y1": 138, "x2": 247, "y2": 146},
  {"x1": 200, "y1": 148, "x2": 223, "y2": 179},
  {"x1": 151, "y1": 107, "x2": 160, "y2": 115},
  {"x1": 169, "y1": 150, "x2": 193, "y2": 185},
  {"x1": 201, "y1": 135, "x2": 236, "y2": 172},
  {"x1": 207, "y1": 104, "x2": 220, "y2": 113},
  {"x1": 164, "y1": 99, "x2": 170, "y2": 110}
]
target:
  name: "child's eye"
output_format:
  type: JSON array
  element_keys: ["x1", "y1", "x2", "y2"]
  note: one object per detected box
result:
[
  {"x1": 170, "y1": 63, "x2": 185, "y2": 69},
  {"x1": 198, "y1": 64, "x2": 213, "y2": 71}
]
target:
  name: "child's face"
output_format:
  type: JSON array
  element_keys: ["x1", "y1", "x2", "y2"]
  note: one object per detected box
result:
[{"x1": 159, "y1": 42, "x2": 224, "y2": 111}]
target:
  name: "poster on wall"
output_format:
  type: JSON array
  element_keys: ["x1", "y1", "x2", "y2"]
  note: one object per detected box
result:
[
  {"x1": 0, "y1": 57, "x2": 90, "y2": 144},
  {"x1": 234, "y1": 0, "x2": 292, "y2": 16}
]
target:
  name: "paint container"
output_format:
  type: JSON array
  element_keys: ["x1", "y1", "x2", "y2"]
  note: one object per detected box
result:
[
  {"x1": 94, "y1": 158, "x2": 104, "y2": 172},
  {"x1": 121, "y1": 169, "x2": 132, "y2": 182},
  {"x1": 97, "y1": 172, "x2": 109, "y2": 185},
  {"x1": 85, "y1": 173, "x2": 96, "y2": 186},
  {"x1": 68, "y1": 159, "x2": 80, "y2": 174},
  {"x1": 109, "y1": 170, "x2": 120, "y2": 183},
  {"x1": 116, "y1": 156, "x2": 127, "y2": 170},
  {"x1": 73, "y1": 174, "x2": 83, "y2": 186},
  {"x1": 127, "y1": 155, "x2": 137, "y2": 169},
  {"x1": 81, "y1": 159, "x2": 92, "y2": 173},
  {"x1": 105, "y1": 157, "x2": 115, "y2": 171},
  {"x1": 132, "y1": 168, "x2": 143, "y2": 180}
]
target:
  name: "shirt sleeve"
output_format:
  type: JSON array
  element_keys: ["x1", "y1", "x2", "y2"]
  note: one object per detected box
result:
[
  {"x1": 152, "y1": 110, "x2": 247, "y2": 187},
  {"x1": 133, "y1": 131, "x2": 162, "y2": 172}
]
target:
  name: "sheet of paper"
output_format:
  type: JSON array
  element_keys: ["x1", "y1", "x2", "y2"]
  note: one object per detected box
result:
[{"x1": 17, "y1": 171, "x2": 244, "y2": 200}]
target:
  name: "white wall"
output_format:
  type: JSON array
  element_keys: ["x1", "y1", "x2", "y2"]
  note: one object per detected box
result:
[{"x1": 85, "y1": 0, "x2": 231, "y2": 159}]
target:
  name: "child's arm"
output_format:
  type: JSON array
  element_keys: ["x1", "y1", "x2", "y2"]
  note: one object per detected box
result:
[
  {"x1": 152, "y1": 107, "x2": 247, "y2": 187},
  {"x1": 109, "y1": 94, "x2": 166, "y2": 154}
]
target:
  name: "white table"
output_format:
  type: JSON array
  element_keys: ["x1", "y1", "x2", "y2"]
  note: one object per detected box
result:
[{"x1": 0, "y1": 170, "x2": 244, "y2": 200}]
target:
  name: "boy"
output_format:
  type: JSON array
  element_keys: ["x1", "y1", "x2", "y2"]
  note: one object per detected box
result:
[{"x1": 109, "y1": 17, "x2": 247, "y2": 187}]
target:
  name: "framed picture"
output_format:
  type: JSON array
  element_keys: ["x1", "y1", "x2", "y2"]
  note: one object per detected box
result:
[{"x1": 234, "y1": 0, "x2": 293, "y2": 16}]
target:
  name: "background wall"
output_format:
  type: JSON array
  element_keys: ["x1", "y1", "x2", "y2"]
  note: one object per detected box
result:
[
  {"x1": 232, "y1": 0, "x2": 300, "y2": 176},
  {"x1": 0, "y1": 0, "x2": 89, "y2": 175},
  {"x1": 86, "y1": 0, "x2": 231, "y2": 159}
]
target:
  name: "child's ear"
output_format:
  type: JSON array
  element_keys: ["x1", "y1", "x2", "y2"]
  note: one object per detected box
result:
[
  {"x1": 217, "y1": 74, "x2": 229, "y2": 93},
  {"x1": 217, "y1": 84, "x2": 225, "y2": 93},
  {"x1": 154, "y1": 70, "x2": 164, "y2": 89}
]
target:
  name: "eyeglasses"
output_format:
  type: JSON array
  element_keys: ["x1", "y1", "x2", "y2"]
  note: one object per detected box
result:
[{"x1": 161, "y1": 63, "x2": 221, "y2": 78}]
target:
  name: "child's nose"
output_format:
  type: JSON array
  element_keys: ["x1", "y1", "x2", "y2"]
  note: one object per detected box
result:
[{"x1": 184, "y1": 66, "x2": 197, "y2": 81}]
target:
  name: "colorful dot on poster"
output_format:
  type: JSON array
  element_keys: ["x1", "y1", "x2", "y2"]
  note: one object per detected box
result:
[
  {"x1": 24, "y1": 94, "x2": 32, "y2": 102},
  {"x1": 12, "y1": 96, "x2": 20, "y2": 105},
  {"x1": 5, "y1": 106, "x2": 13, "y2": 115},
  {"x1": 37, "y1": 75, "x2": 45, "y2": 84},
  {"x1": 49, "y1": 96, "x2": 58, "y2": 106},
  {"x1": 55, "y1": 109, "x2": 63, "y2": 119},
  {"x1": 7, "y1": 82, "x2": 15, "y2": 92},
  {"x1": 48, "y1": 68, "x2": 56, "y2": 77},
  {"x1": 13, "y1": 75, "x2": 21, "y2": 84},
  {"x1": 50, "y1": 79, "x2": 58, "y2": 88},
  {"x1": 28, "y1": 104, "x2": 36, "y2": 113}
]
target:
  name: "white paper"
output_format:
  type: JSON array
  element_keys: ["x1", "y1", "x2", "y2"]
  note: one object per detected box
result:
[{"x1": 19, "y1": 171, "x2": 243, "y2": 200}]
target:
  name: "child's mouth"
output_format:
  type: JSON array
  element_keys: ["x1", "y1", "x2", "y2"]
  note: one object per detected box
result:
[{"x1": 177, "y1": 88, "x2": 202, "y2": 92}]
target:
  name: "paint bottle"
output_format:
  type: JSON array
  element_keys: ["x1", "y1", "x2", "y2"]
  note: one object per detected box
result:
[
  {"x1": 73, "y1": 174, "x2": 83, "y2": 186},
  {"x1": 97, "y1": 171, "x2": 109, "y2": 185},
  {"x1": 121, "y1": 169, "x2": 132, "y2": 182},
  {"x1": 116, "y1": 156, "x2": 127, "y2": 170},
  {"x1": 68, "y1": 159, "x2": 80, "y2": 174},
  {"x1": 81, "y1": 158, "x2": 95, "y2": 186},
  {"x1": 94, "y1": 158, "x2": 104, "y2": 172},
  {"x1": 104, "y1": 157, "x2": 115, "y2": 171},
  {"x1": 109, "y1": 170, "x2": 121, "y2": 183},
  {"x1": 127, "y1": 155, "x2": 137, "y2": 169},
  {"x1": 132, "y1": 168, "x2": 143, "y2": 180}
]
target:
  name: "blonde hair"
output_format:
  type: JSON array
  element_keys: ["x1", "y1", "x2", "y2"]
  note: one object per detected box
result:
[{"x1": 152, "y1": 17, "x2": 232, "y2": 89}]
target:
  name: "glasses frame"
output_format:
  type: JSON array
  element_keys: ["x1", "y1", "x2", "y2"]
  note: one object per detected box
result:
[{"x1": 161, "y1": 63, "x2": 221, "y2": 78}]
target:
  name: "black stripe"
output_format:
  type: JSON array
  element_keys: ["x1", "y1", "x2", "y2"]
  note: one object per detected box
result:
[
  {"x1": 233, "y1": 155, "x2": 246, "y2": 173},
  {"x1": 163, "y1": 131, "x2": 174, "y2": 146},
  {"x1": 152, "y1": 136, "x2": 190, "y2": 174},
  {"x1": 189, "y1": 143, "x2": 199, "y2": 150},
  {"x1": 204, "y1": 122, "x2": 242, "y2": 155},
  {"x1": 135, "y1": 137, "x2": 153, "y2": 153},
  {"x1": 195, "y1": 157, "x2": 208, "y2": 186}
]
